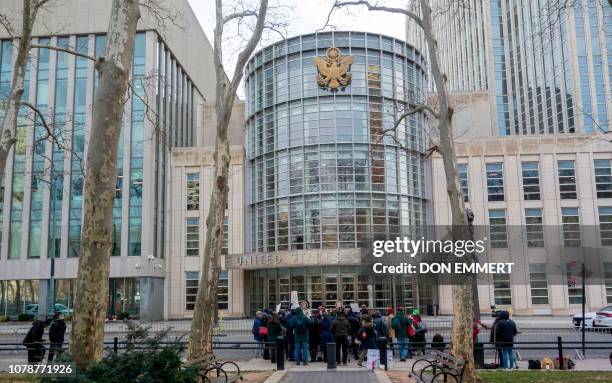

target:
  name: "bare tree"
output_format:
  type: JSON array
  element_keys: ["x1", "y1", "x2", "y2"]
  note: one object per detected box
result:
[
  {"x1": 0, "y1": 0, "x2": 52, "y2": 182},
  {"x1": 330, "y1": 1, "x2": 477, "y2": 381},
  {"x1": 187, "y1": 0, "x2": 269, "y2": 362},
  {"x1": 70, "y1": 0, "x2": 140, "y2": 368}
]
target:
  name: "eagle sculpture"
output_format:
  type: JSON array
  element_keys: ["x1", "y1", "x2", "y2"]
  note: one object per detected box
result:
[{"x1": 313, "y1": 47, "x2": 353, "y2": 90}]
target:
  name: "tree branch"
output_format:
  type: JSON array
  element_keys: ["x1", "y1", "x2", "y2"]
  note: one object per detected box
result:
[
  {"x1": 334, "y1": 0, "x2": 423, "y2": 28},
  {"x1": 223, "y1": 10, "x2": 258, "y2": 24},
  {"x1": 0, "y1": 13, "x2": 15, "y2": 38},
  {"x1": 30, "y1": 44, "x2": 98, "y2": 62}
]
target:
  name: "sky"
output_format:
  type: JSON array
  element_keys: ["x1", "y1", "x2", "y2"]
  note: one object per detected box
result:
[{"x1": 187, "y1": 0, "x2": 408, "y2": 95}]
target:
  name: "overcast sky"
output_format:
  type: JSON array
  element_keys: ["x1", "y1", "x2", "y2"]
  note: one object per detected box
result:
[{"x1": 187, "y1": 0, "x2": 408, "y2": 95}]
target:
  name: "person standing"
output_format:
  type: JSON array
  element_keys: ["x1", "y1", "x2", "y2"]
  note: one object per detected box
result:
[
  {"x1": 347, "y1": 309, "x2": 361, "y2": 361},
  {"x1": 308, "y1": 312, "x2": 321, "y2": 362},
  {"x1": 267, "y1": 312, "x2": 284, "y2": 364},
  {"x1": 23, "y1": 319, "x2": 49, "y2": 363},
  {"x1": 290, "y1": 307, "x2": 313, "y2": 365},
  {"x1": 411, "y1": 311, "x2": 427, "y2": 356},
  {"x1": 495, "y1": 310, "x2": 518, "y2": 369},
  {"x1": 330, "y1": 311, "x2": 351, "y2": 366},
  {"x1": 356, "y1": 317, "x2": 378, "y2": 367},
  {"x1": 252, "y1": 311, "x2": 264, "y2": 358},
  {"x1": 391, "y1": 308, "x2": 411, "y2": 361},
  {"x1": 319, "y1": 312, "x2": 334, "y2": 362},
  {"x1": 48, "y1": 313, "x2": 67, "y2": 362}
]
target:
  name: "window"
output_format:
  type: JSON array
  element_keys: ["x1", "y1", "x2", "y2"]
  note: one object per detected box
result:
[
  {"x1": 594, "y1": 159, "x2": 612, "y2": 198},
  {"x1": 222, "y1": 216, "x2": 229, "y2": 256},
  {"x1": 525, "y1": 208, "x2": 544, "y2": 247},
  {"x1": 493, "y1": 273, "x2": 511, "y2": 305},
  {"x1": 561, "y1": 208, "x2": 580, "y2": 247},
  {"x1": 186, "y1": 173, "x2": 200, "y2": 210},
  {"x1": 486, "y1": 163, "x2": 504, "y2": 201},
  {"x1": 218, "y1": 270, "x2": 229, "y2": 310},
  {"x1": 566, "y1": 263, "x2": 583, "y2": 304},
  {"x1": 600, "y1": 207, "x2": 612, "y2": 246},
  {"x1": 605, "y1": 263, "x2": 612, "y2": 304},
  {"x1": 458, "y1": 163, "x2": 468, "y2": 202},
  {"x1": 186, "y1": 218, "x2": 199, "y2": 256},
  {"x1": 529, "y1": 264, "x2": 549, "y2": 304},
  {"x1": 521, "y1": 162, "x2": 540, "y2": 200},
  {"x1": 558, "y1": 160, "x2": 577, "y2": 199},
  {"x1": 489, "y1": 209, "x2": 507, "y2": 248},
  {"x1": 185, "y1": 271, "x2": 199, "y2": 310}
]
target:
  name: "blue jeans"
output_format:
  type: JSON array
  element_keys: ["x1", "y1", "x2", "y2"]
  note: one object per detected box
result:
[
  {"x1": 397, "y1": 338, "x2": 410, "y2": 359},
  {"x1": 500, "y1": 348, "x2": 514, "y2": 369},
  {"x1": 294, "y1": 341, "x2": 309, "y2": 364}
]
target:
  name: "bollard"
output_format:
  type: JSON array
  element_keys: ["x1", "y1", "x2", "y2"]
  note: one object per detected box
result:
[
  {"x1": 113, "y1": 337, "x2": 118, "y2": 353},
  {"x1": 557, "y1": 336, "x2": 564, "y2": 370},
  {"x1": 379, "y1": 337, "x2": 388, "y2": 370},
  {"x1": 326, "y1": 342, "x2": 337, "y2": 369},
  {"x1": 473, "y1": 342, "x2": 484, "y2": 369},
  {"x1": 276, "y1": 337, "x2": 285, "y2": 371}
]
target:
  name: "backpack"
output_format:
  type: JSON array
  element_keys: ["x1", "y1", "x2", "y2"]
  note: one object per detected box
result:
[
  {"x1": 528, "y1": 359, "x2": 541, "y2": 370},
  {"x1": 374, "y1": 319, "x2": 387, "y2": 337},
  {"x1": 294, "y1": 316, "x2": 307, "y2": 335},
  {"x1": 391, "y1": 315, "x2": 402, "y2": 332},
  {"x1": 259, "y1": 326, "x2": 268, "y2": 337},
  {"x1": 407, "y1": 323, "x2": 415, "y2": 337}
]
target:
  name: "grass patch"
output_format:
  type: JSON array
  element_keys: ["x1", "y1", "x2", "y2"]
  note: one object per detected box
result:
[{"x1": 479, "y1": 370, "x2": 612, "y2": 383}]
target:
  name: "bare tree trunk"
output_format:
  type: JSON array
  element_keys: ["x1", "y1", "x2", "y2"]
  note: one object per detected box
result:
[
  {"x1": 70, "y1": 0, "x2": 140, "y2": 368},
  {"x1": 0, "y1": 0, "x2": 39, "y2": 180},
  {"x1": 188, "y1": 0, "x2": 269, "y2": 362},
  {"x1": 418, "y1": 1, "x2": 477, "y2": 381}
]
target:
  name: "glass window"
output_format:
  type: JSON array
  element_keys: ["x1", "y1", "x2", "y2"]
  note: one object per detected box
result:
[
  {"x1": 186, "y1": 173, "x2": 200, "y2": 210},
  {"x1": 594, "y1": 159, "x2": 612, "y2": 199},
  {"x1": 529, "y1": 264, "x2": 549, "y2": 305},
  {"x1": 185, "y1": 271, "x2": 199, "y2": 310},
  {"x1": 486, "y1": 163, "x2": 504, "y2": 201},
  {"x1": 599, "y1": 207, "x2": 612, "y2": 246},
  {"x1": 605, "y1": 262, "x2": 612, "y2": 304},
  {"x1": 458, "y1": 163, "x2": 468, "y2": 202},
  {"x1": 493, "y1": 273, "x2": 511, "y2": 305},
  {"x1": 186, "y1": 218, "x2": 199, "y2": 256},
  {"x1": 561, "y1": 207, "x2": 580, "y2": 247},
  {"x1": 489, "y1": 209, "x2": 507, "y2": 248},
  {"x1": 566, "y1": 263, "x2": 583, "y2": 304},
  {"x1": 218, "y1": 270, "x2": 229, "y2": 310},
  {"x1": 521, "y1": 162, "x2": 540, "y2": 200},
  {"x1": 525, "y1": 208, "x2": 544, "y2": 247},
  {"x1": 558, "y1": 160, "x2": 577, "y2": 199}
]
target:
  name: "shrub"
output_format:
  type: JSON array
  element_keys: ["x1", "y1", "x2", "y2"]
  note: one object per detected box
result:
[
  {"x1": 117, "y1": 312, "x2": 130, "y2": 320},
  {"x1": 63, "y1": 315, "x2": 72, "y2": 321},
  {"x1": 17, "y1": 313, "x2": 34, "y2": 322},
  {"x1": 0, "y1": 315, "x2": 7, "y2": 322},
  {"x1": 40, "y1": 324, "x2": 200, "y2": 383}
]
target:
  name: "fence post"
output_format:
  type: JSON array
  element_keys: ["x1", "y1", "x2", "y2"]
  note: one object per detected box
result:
[
  {"x1": 326, "y1": 342, "x2": 337, "y2": 369},
  {"x1": 276, "y1": 337, "x2": 284, "y2": 371},
  {"x1": 557, "y1": 336, "x2": 564, "y2": 370},
  {"x1": 113, "y1": 337, "x2": 118, "y2": 354}
]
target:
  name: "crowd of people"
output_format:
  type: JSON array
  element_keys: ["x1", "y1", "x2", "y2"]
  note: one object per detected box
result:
[
  {"x1": 252, "y1": 304, "x2": 519, "y2": 369},
  {"x1": 252, "y1": 304, "x2": 435, "y2": 366},
  {"x1": 23, "y1": 312, "x2": 67, "y2": 363}
]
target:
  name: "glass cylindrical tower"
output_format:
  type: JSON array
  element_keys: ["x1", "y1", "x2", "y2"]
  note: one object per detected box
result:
[{"x1": 243, "y1": 32, "x2": 431, "y2": 314}]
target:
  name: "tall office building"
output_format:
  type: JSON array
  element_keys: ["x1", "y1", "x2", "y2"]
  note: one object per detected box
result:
[
  {"x1": 407, "y1": 0, "x2": 611, "y2": 136},
  {"x1": 0, "y1": 0, "x2": 216, "y2": 320}
]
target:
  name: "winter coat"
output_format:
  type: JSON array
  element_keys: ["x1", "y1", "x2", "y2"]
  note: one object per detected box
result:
[
  {"x1": 347, "y1": 313, "x2": 360, "y2": 337},
  {"x1": 267, "y1": 321, "x2": 284, "y2": 342},
  {"x1": 308, "y1": 317, "x2": 320, "y2": 345},
  {"x1": 373, "y1": 316, "x2": 388, "y2": 339},
  {"x1": 49, "y1": 319, "x2": 66, "y2": 344},
  {"x1": 252, "y1": 318, "x2": 262, "y2": 341},
  {"x1": 23, "y1": 321, "x2": 45, "y2": 346},
  {"x1": 330, "y1": 315, "x2": 351, "y2": 338},
  {"x1": 290, "y1": 308, "x2": 314, "y2": 343},
  {"x1": 495, "y1": 312, "x2": 517, "y2": 348},
  {"x1": 319, "y1": 317, "x2": 334, "y2": 345},
  {"x1": 357, "y1": 323, "x2": 378, "y2": 350},
  {"x1": 386, "y1": 314, "x2": 395, "y2": 339},
  {"x1": 391, "y1": 312, "x2": 411, "y2": 339}
]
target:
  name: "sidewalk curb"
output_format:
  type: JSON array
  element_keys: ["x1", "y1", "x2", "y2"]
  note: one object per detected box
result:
[
  {"x1": 374, "y1": 369, "x2": 393, "y2": 383},
  {"x1": 264, "y1": 370, "x2": 287, "y2": 383}
]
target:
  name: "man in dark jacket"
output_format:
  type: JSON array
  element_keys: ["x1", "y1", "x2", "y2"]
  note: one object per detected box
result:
[
  {"x1": 308, "y1": 314, "x2": 321, "y2": 362},
  {"x1": 23, "y1": 320, "x2": 49, "y2": 363},
  {"x1": 319, "y1": 312, "x2": 334, "y2": 362},
  {"x1": 347, "y1": 309, "x2": 361, "y2": 360},
  {"x1": 331, "y1": 311, "x2": 351, "y2": 365},
  {"x1": 356, "y1": 317, "x2": 379, "y2": 367},
  {"x1": 391, "y1": 308, "x2": 411, "y2": 361},
  {"x1": 290, "y1": 307, "x2": 313, "y2": 365},
  {"x1": 494, "y1": 310, "x2": 518, "y2": 369},
  {"x1": 48, "y1": 313, "x2": 67, "y2": 362}
]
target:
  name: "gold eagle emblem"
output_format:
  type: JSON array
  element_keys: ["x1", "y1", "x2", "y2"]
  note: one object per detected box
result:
[{"x1": 313, "y1": 47, "x2": 353, "y2": 90}]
